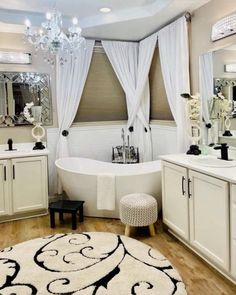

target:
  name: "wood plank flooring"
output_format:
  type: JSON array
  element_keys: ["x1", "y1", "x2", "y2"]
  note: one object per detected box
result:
[{"x1": 0, "y1": 214, "x2": 235, "y2": 295}]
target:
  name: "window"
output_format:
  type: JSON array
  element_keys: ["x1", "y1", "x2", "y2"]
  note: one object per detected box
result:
[
  {"x1": 149, "y1": 47, "x2": 173, "y2": 121},
  {"x1": 74, "y1": 47, "x2": 128, "y2": 122},
  {"x1": 74, "y1": 45, "x2": 173, "y2": 123}
]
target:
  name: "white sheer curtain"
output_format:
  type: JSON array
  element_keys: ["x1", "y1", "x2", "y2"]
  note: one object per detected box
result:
[
  {"x1": 102, "y1": 34, "x2": 157, "y2": 161},
  {"x1": 199, "y1": 52, "x2": 213, "y2": 144},
  {"x1": 56, "y1": 40, "x2": 95, "y2": 158},
  {"x1": 55, "y1": 39, "x2": 94, "y2": 192},
  {"x1": 199, "y1": 52, "x2": 213, "y2": 125},
  {"x1": 128, "y1": 33, "x2": 158, "y2": 161},
  {"x1": 158, "y1": 16, "x2": 190, "y2": 153},
  {"x1": 101, "y1": 41, "x2": 138, "y2": 118}
]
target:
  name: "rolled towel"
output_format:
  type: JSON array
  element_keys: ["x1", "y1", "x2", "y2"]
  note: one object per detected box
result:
[{"x1": 97, "y1": 174, "x2": 116, "y2": 210}]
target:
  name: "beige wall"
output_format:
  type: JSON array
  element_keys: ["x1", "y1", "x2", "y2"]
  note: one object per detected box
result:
[
  {"x1": 0, "y1": 32, "x2": 57, "y2": 144},
  {"x1": 191, "y1": 0, "x2": 236, "y2": 93}
]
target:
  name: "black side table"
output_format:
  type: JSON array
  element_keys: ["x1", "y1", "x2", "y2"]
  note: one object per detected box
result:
[{"x1": 49, "y1": 200, "x2": 85, "y2": 230}]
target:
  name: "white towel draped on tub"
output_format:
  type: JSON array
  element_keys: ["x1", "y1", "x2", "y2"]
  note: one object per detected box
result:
[{"x1": 97, "y1": 174, "x2": 116, "y2": 210}]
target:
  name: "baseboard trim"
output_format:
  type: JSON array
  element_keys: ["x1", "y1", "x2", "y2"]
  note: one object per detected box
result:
[{"x1": 0, "y1": 210, "x2": 48, "y2": 223}]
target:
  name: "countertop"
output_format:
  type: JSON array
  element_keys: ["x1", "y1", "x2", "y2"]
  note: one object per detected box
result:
[
  {"x1": 160, "y1": 154, "x2": 236, "y2": 184},
  {"x1": 0, "y1": 142, "x2": 49, "y2": 159}
]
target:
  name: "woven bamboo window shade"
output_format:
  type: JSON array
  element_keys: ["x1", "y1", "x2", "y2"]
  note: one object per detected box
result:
[{"x1": 74, "y1": 45, "x2": 173, "y2": 122}]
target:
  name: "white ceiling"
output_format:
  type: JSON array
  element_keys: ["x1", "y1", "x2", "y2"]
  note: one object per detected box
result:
[{"x1": 0, "y1": 0, "x2": 210, "y2": 41}]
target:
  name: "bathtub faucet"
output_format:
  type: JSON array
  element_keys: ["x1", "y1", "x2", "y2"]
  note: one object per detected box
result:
[{"x1": 121, "y1": 128, "x2": 126, "y2": 163}]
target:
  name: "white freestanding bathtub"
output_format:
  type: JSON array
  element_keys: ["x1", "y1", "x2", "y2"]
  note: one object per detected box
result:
[{"x1": 55, "y1": 157, "x2": 162, "y2": 218}]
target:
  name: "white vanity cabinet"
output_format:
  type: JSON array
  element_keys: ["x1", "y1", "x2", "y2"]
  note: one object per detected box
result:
[
  {"x1": 230, "y1": 184, "x2": 236, "y2": 279},
  {"x1": 162, "y1": 162, "x2": 189, "y2": 240},
  {"x1": 189, "y1": 170, "x2": 229, "y2": 270},
  {"x1": 11, "y1": 156, "x2": 48, "y2": 213},
  {"x1": 162, "y1": 161, "x2": 230, "y2": 272},
  {"x1": 0, "y1": 153, "x2": 48, "y2": 221}
]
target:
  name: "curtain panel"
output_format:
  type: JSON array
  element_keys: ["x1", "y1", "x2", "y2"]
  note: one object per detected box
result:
[
  {"x1": 158, "y1": 16, "x2": 190, "y2": 153},
  {"x1": 102, "y1": 34, "x2": 157, "y2": 162},
  {"x1": 199, "y1": 52, "x2": 213, "y2": 144},
  {"x1": 54, "y1": 39, "x2": 95, "y2": 193}
]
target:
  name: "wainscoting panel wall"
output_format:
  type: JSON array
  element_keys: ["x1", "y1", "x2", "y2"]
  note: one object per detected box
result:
[
  {"x1": 151, "y1": 124, "x2": 177, "y2": 160},
  {"x1": 46, "y1": 123, "x2": 177, "y2": 195}
]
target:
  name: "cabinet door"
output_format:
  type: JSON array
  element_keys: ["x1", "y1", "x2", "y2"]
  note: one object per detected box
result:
[
  {"x1": 11, "y1": 156, "x2": 48, "y2": 213},
  {"x1": 162, "y1": 161, "x2": 189, "y2": 240},
  {"x1": 0, "y1": 160, "x2": 10, "y2": 216},
  {"x1": 189, "y1": 170, "x2": 229, "y2": 271},
  {"x1": 230, "y1": 184, "x2": 236, "y2": 278}
]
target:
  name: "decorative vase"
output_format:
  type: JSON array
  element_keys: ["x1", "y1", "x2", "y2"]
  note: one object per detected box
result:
[
  {"x1": 181, "y1": 93, "x2": 202, "y2": 155},
  {"x1": 223, "y1": 116, "x2": 233, "y2": 136},
  {"x1": 31, "y1": 122, "x2": 45, "y2": 150}
]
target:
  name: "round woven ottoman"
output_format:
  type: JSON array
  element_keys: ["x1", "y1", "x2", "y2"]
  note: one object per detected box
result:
[{"x1": 120, "y1": 193, "x2": 158, "y2": 237}]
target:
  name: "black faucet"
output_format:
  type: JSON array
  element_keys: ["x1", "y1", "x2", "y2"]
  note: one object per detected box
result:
[
  {"x1": 214, "y1": 143, "x2": 229, "y2": 160},
  {"x1": 7, "y1": 138, "x2": 13, "y2": 151}
]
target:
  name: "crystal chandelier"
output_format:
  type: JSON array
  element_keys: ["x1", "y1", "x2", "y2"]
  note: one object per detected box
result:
[{"x1": 24, "y1": 10, "x2": 85, "y2": 66}]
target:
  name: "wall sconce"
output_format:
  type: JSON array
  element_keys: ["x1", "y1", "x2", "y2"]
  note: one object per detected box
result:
[
  {"x1": 225, "y1": 64, "x2": 236, "y2": 73},
  {"x1": 0, "y1": 51, "x2": 31, "y2": 64},
  {"x1": 212, "y1": 13, "x2": 236, "y2": 41}
]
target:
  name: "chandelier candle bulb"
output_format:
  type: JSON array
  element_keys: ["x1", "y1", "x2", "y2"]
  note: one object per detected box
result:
[
  {"x1": 46, "y1": 12, "x2": 52, "y2": 20},
  {"x1": 25, "y1": 19, "x2": 31, "y2": 28},
  {"x1": 72, "y1": 17, "x2": 78, "y2": 25}
]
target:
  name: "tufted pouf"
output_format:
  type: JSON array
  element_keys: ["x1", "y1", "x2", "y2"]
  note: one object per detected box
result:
[{"x1": 120, "y1": 193, "x2": 158, "y2": 237}]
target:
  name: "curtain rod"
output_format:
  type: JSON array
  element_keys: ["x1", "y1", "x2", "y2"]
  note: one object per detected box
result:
[
  {"x1": 139, "y1": 11, "x2": 191, "y2": 41},
  {"x1": 85, "y1": 11, "x2": 191, "y2": 43},
  {"x1": 85, "y1": 37, "x2": 138, "y2": 43}
]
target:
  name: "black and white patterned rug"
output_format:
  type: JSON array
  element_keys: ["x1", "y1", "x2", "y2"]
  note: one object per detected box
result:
[{"x1": 0, "y1": 232, "x2": 187, "y2": 294}]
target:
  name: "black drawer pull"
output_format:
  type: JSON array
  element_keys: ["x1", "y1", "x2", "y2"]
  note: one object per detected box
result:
[
  {"x1": 13, "y1": 165, "x2": 15, "y2": 180},
  {"x1": 4, "y1": 166, "x2": 6, "y2": 181},
  {"x1": 188, "y1": 179, "x2": 192, "y2": 198},
  {"x1": 181, "y1": 176, "x2": 185, "y2": 195}
]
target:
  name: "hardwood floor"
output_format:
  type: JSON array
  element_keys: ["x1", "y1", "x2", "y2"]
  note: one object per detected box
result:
[{"x1": 0, "y1": 214, "x2": 235, "y2": 295}]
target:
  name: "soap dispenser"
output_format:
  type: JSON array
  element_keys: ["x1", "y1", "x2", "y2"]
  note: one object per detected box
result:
[{"x1": 8, "y1": 138, "x2": 13, "y2": 150}]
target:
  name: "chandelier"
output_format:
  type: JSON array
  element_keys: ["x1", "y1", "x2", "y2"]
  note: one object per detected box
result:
[{"x1": 24, "y1": 10, "x2": 85, "y2": 66}]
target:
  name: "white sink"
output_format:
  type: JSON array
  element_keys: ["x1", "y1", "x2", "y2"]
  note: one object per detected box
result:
[{"x1": 190, "y1": 157, "x2": 236, "y2": 168}]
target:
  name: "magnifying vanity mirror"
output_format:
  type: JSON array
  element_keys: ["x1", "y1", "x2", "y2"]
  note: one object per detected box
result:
[{"x1": 0, "y1": 72, "x2": 52, "y2": 127}]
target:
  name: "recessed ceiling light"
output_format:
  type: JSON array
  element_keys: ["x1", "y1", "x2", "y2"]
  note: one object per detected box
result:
[{"x1": 99, "y1": 7, "x2": 111, "y2": 13}]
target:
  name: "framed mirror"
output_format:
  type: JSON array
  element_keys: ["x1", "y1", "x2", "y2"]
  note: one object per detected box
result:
[
  {"x1": 0, "y1": 72, "x2": 52, "y2": 127},
  {"x1": 199, "y1": 44, "x2": 236, "y2": 145},
  {"x1": 213, "y1": 46, "x2": 236, "y2": 116}
]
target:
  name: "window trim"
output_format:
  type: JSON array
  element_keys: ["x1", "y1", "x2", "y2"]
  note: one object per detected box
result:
[{"x1": 72, "y1": 119, "x2": 175, "y2": 128}]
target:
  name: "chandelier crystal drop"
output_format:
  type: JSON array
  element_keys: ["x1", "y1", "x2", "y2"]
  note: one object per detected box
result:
[{"x1": 24, "y1": 10, "x2": 86, "y2": 66}]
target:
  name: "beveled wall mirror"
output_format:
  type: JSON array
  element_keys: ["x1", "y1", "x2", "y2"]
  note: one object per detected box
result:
[{"x1": 0, "y1": 72, "x2": 52, "y2": 126}]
